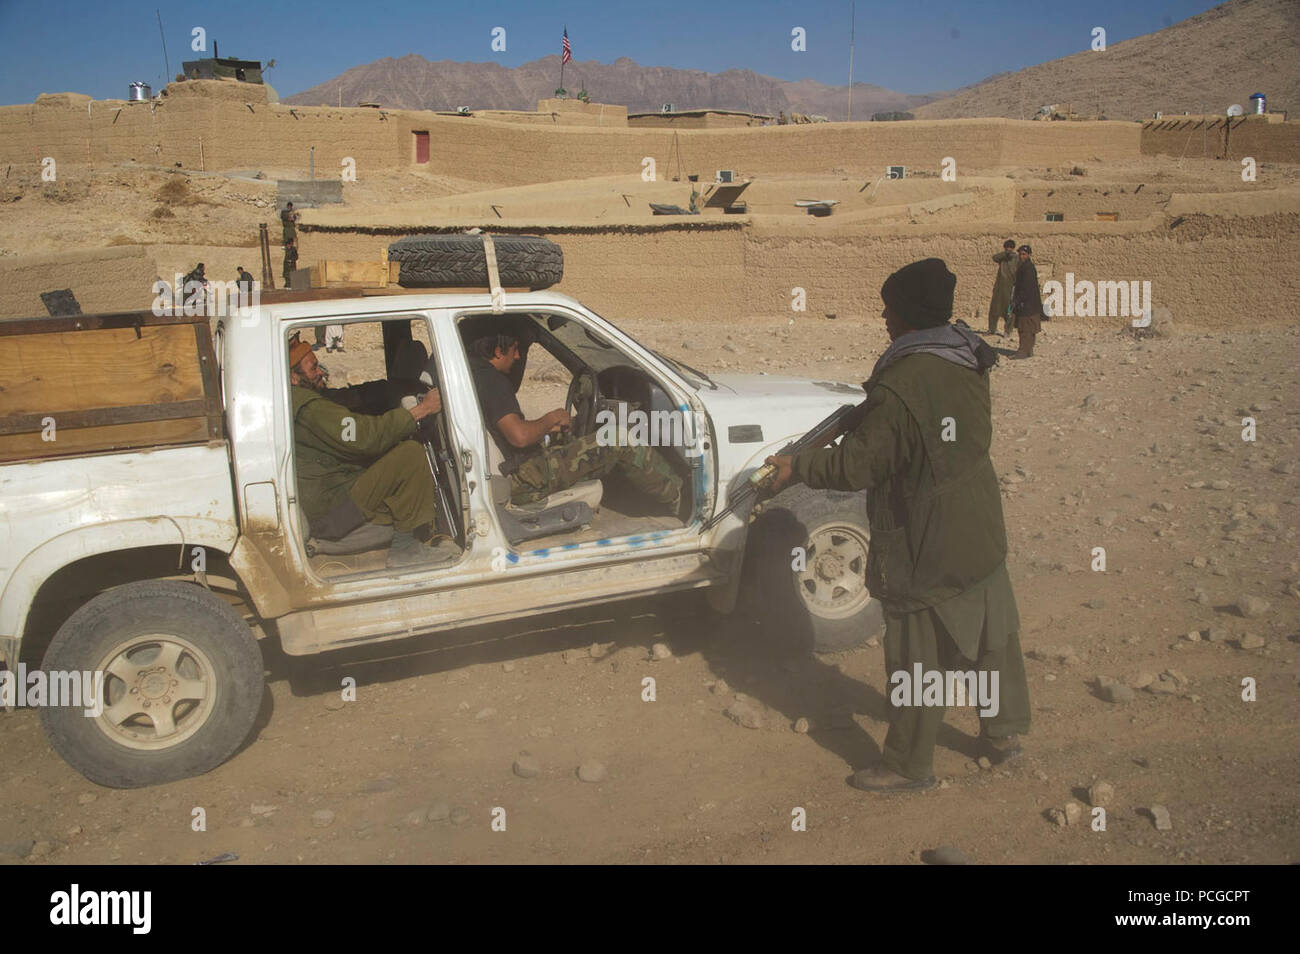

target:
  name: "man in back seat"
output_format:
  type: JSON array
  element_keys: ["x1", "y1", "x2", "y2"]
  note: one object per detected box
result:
[
  {"x1": 468, "y1": 333, "x2": 683, "y2": 514},
  {"x1": 289, "y1": 336, "x2": 454, "y2": 568}
]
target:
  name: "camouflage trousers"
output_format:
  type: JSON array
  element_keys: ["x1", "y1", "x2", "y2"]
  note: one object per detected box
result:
[{"x1": 509, "y1": 432, "x2": 682, "y2": 509}]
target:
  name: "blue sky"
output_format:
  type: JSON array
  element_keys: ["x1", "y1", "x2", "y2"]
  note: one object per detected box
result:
[{"x1": 0, "y1": 0, "x2": 1222, "y2": 105}]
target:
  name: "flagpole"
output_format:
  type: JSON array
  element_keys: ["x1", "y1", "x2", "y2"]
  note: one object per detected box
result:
[
  {"x1": 847, "y1": 2, "x2": 855, "y2": 122},
  {"x1": 561, "y1": 25, "x2": 567, "y2": 92}
]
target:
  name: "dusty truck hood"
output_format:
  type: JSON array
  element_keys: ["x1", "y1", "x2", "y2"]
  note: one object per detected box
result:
[{"x1": 695, "y1": 373, "x2": 865, "y2": 477}]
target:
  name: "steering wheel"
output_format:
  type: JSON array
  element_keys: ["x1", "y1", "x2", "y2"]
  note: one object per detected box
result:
[{"x1": 564, "y1": 367, "x2": 600, "y2": 438}]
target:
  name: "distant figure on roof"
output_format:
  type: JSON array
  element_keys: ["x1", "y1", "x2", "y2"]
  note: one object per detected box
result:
[
  {"x1": 282, "y1": 239, "x2": 299, "y2": 290},
  {"x1": 236, "y1": 265, "x2": 255, "y2": 302},
  {"x1": 281, "y1": 202, "x2": 299, "y2": 244}
]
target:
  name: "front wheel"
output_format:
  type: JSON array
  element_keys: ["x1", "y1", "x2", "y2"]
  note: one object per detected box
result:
[
  {"x1": 39, "y1": 580, "x2": 264, "y2": 788},
  {"x1": 747, "y1": 486, "x2": 884, "y2": 654}
]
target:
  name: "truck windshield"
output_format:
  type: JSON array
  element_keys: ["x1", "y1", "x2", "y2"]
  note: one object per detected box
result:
[{"x1": 561, "y1": 308, "x2": 714, "y2": 390}]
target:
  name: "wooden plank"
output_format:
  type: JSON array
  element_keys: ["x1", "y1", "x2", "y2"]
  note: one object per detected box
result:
[
  {"x1": 0, "y1": 324, "x2": 205, "y2": 417},
  {"x1": 0, "y1": 418, "x2": 211, "y2": 463},
  {"x1": 0, "y1": 310, "x2": 202, "y2": 337},
  {"x1": 0, "y1": 400, "x2": 210, "y2": 436}
]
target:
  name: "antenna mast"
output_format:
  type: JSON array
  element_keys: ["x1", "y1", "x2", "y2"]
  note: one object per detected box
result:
[{"x1": 156, "y1": 9, "x2": 171, "y2": 82}]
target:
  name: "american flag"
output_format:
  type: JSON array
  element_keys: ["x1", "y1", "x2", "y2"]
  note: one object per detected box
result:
[{"x1": 561, "y1": 28, "x2": 571, "y2": 64}]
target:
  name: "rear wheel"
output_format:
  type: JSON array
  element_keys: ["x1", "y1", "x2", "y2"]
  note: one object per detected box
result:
[
  {"x1": 747, "y1": 486, "x2": 884, "y2": 654},
  {"x1": 39, "y1": 580, "x2": 264, "y2": 788}
]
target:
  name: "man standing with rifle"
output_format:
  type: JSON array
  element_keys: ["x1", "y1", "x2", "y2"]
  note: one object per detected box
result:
[{"x1": 765, "y1": 258, "x2": 1031, "y2": 793}]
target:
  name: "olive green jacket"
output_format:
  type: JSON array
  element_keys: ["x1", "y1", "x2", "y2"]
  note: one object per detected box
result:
[
  {"x1": 291, "y1": 385, "x2": 415, "y2": 519},
  {"x1": 792, "y1": 352, "x2": 1009, "y2": 626}
]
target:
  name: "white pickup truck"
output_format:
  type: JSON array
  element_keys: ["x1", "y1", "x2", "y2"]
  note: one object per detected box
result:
[{"x1": 0, "y1": 287, "x2": 879, "y2": 787}]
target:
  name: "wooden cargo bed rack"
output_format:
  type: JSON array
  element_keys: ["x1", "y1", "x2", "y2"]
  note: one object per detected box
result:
[{"x1": 0, "y1": 309, "x2": 223, "y2": 463}]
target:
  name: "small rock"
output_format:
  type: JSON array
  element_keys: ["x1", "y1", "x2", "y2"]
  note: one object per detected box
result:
[
  {"x1": 650, "y1": 642, "x2": 672, "y2": 661},
  {"x1": 724, "y1": 701, "x2": 764, "y2": 730},
  {"x1": 1205, "y1": 626, "x2": 1227, "y2": 643},
  {"x1": 449, "y1": 807, "x2": 472, "y2": 826},
  {"x1": 1182, "y1": 630, "x2": 1201, "y2": 642},
  {"x1": 1236, "y1": 595, "x2": 1271, "y2": 619},
  {"x1": 1150, "y1": 805, "x2": 1173, "y2": 831},
  {"x1": 1129, "y1": 671, "x2": 1157, "y2": 689},
  {"x1": 589, "y1": 642, "x2": 608, "y2": 660},
  {"x1": 77, "y1": 793, "x2": 96, "y2": 806},
  {"x1": 501, "y1": 661, "x2": 515, "y2": 673},
  {"x1": 577, "y1": 760, "x2": 608, "y2": 783},
  {"x1": 1088, "y1": 781, "x2": 1115, "y2": 807},
  {"x1": 1047, "y1": 808, "x2": 1068, "y2": 828},
  {"x1": 1146, "y1": 675, "x2": 1178, "y2": 695},
  {"x1": 710, "y1": 679, "x2": 731, "y2": 696},
  {"x1": 512, "y1": 754, "x2": 541, "y2": 778},
  {"x1": 1097, "y1": 511, "x2": 1118, "y2": 528},
  {"x1": 1191, "y1": 556, "x2": 1208, "y2": 569},
  {"x1": 1099, "y1": 680, "x2": 1134, "y2": 704},
  {"x1": 250, "y1": 803, "x2": 276, "y2": 816},
  {"x1": 977, "y1": 756, "x2": 993, "y2": 771},
  {"x1": 1063, "y1": 801, "x2": 1083, "y2": 826},
  {"x1": 1209, "y1": 479, "x2": 1231, "y2": 490},
  {"x1": 722, "y1": 342, "x2": 739, "y2": 353},
  {"x1": 924, "y1": 844, "x2": 970, "y2": 865},
  {"x1": 403, "y1": 810, "x2": 424, "y2": 828},
  {"x1": 1084, "y1": 598, "x2": 1105, "y2": 610},
  {"x1": 793, "y1": 717, "x2": 810, "y2": 734},
  {"x1": 29, "y1": 840, "x2": 53, "y2": 858},
  {"x1": 426, "y1": 802, "x2": 451, "y2": 823},
  {"x1": 1238, "y1": 633, "x2": 1266, "y2": 650}
]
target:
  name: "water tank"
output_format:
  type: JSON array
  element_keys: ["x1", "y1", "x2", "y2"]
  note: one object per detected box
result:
[
  {"x1": 128, "y1": 82, "x2": 151, "y2": 102},
  {"x1": 1249, "y1": 92, "x2": 1266, "y2": 115}
]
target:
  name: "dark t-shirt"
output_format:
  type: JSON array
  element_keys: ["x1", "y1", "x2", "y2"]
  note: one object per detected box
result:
[{"x1": 469, "y1": 356, "x2": 528, "y2": 472}]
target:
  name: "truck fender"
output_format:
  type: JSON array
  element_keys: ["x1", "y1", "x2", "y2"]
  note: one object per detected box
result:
[{"x1": 0, "y1": 517, "x2": 238, "y2": 644}]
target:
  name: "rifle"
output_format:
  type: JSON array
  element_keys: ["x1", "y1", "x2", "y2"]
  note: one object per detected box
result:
[{"x1": 702, "y1": 399, "x2": 868, "y2": 531}]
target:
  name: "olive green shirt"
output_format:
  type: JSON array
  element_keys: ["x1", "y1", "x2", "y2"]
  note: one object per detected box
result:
[
  {"x1": 291, "y1": 385, "x2": 416, "y2": 520},
  {"x1": 993, "y1": 249, "x2": 1019, "y2": 294}
]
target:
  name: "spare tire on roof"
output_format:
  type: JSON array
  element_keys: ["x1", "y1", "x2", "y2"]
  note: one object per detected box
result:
[{"x1": 389, "y1": 234, "x2": 563, "y2": 290}]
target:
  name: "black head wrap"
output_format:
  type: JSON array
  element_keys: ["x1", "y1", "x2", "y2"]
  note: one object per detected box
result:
[{"x1": 880, "y1": 258, "x2": 956, "y2": 329}]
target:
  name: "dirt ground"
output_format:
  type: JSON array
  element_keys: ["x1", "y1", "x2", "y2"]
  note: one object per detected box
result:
[{"x1": 3, "y1": 312, "x2": 1297, "y2": 865}]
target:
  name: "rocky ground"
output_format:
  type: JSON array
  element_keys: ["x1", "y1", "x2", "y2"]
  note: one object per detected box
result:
[{"x1": 2, "y1": 312, "x2": 1297, "y2": 865}]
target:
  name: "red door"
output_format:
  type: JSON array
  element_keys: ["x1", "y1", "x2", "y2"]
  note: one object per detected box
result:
[{"x1": 414, "y1": 131, "x2": 429, "y2": 164}]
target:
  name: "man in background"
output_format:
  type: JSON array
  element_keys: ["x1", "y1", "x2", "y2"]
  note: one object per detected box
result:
[
  {"x1": 1010, "y1": 244, "x2": 1044, "y2": 359},
  {"x1": 987, "y1": 239, "x2": 1018, "y2": 336}
]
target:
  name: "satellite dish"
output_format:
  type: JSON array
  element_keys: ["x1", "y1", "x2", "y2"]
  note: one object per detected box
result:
[{"x1": 1227, "y1": 104, "x2": 1243, "y2": 116}]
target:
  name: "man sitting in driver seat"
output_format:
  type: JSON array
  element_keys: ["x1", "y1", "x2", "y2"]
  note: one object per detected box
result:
[
  {"x1": 467, "y1": 333, "x2": 683, "y2": 514},
  {"x1": 289, "y1": 336, "x2": 455, "y2": 568}
]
